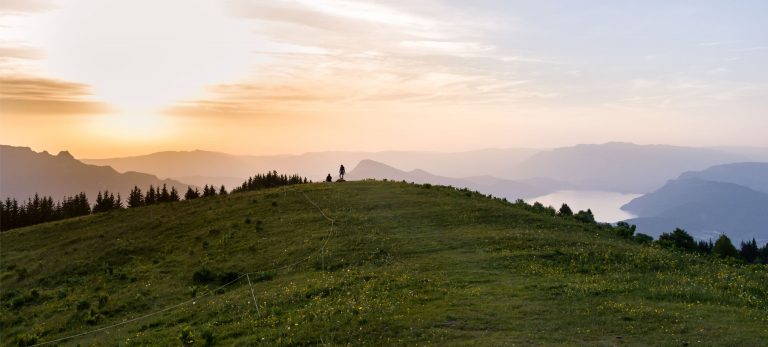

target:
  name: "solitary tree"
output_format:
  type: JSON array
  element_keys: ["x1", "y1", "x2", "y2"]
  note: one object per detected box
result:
[
  {"x1": 169, "y1": 187, "x2": 180, "y2": 202},
  {"x1": 160, "y1": 184, "x2": 171, "y2": 202},
  {"x1": 128, "y1": 186, "x2": 144, "y2": 208},
  {"x1": 713, "y1": 234, "x2": 739, "y2": 259}
]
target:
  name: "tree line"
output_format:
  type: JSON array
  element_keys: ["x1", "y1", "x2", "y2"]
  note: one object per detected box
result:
[
  {"x1": 0, "y1": 172, "x2": 310, "y2": 232},
  {"x1": 512, "y1": 199, "x2": 768, "y2": 265},
  {"x1": 655, "y1": 228, "x2": 768, "y2": 264},
  {"x1": 231, "y1": 171, "x2": 308, "y2": 193},
  {"x1": 1, "y1": 193, "x2": 90, "y2": 231}
]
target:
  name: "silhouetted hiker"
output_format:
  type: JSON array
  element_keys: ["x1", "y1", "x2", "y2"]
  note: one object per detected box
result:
[
  {"x1": 339, "y1": 165, "x2": 346, "y2": 180},
  {"x1": 326, "y1": 173, "x2": 333, "y2": 182}
]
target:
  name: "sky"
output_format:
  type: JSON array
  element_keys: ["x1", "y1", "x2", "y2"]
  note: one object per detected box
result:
[{"x1": 1, "y1": 0, "x2": 767, "y2": 158}]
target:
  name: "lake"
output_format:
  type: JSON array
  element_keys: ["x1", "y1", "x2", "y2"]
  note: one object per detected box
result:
[{"x1": 527, "y1": 190, "x2": 641, "y2": 223}]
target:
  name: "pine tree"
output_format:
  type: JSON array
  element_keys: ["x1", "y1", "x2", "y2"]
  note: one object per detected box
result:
[
  {"x1": 739, "y1": 238, "x2": 759, "y2": 263},
  {"x1": 128, "y1": 186, "x2": 144, "y2": 208},
  {"x1": 184, "y1": 186, "x2": 200, "y2": 200},
  {"x1": 558, "y1": 203, "x2": 573, "y2": 216},
  {"x1": 115, "y1": 193, "x2": 123, "y2": 209},
  {"x1": 160, "y1": 184, "x2": 170, "y2": 203},
  {"x1": 170, "y1": 187, "x2": 180, "y2": 202},
  {"x1": 145, "y1": 185, "x2": 156, "y2": 205},
  {"x1": 219, "y1": 185, "x2": 227, "y2": 196},
  {"x1": 713, "y1": 234, "x2": 739, "y2": 259}
]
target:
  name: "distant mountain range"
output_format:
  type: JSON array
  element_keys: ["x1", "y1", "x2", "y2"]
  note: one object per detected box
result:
[
  {"x1": 0, "y1": 145, "x2": 190, "y2": 201},
  {"x1": 81, "y1": 148, "x2": 539, "y2": 187},
  {"x1": 623, "y1": 163, "x2": 768, "y2": 243},
  {"x1": 346, "y1": 159, "x2": 569, "y2": 199},
  {"x1": 82, "y1": 142, "x2": 762, "y2": 194},
  {"x1": 512, "y1": 142, "x2": 749, "y2": 193}
]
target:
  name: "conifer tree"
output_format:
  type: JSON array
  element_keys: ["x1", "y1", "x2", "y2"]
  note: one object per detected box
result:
[
  {"x1": 739, "y1": 239, "x2": 759, "y2": 263},
  {"x1": 128, "y1": 186, "x2": 144, "y2": 208},
  {"x1": 185, "y1": 186, "x2": 200, "y2": 200},
  {"x1": 219, "y1": 185, "x2": 227, "y2": 196},
  {"x1": 160, "y1": 184, "x2": 170, "y2": 202},
  {"x1": 170, "y1": 187, "x2": 180, "y2": 202},
  {"x1": 713, "y1": 234, "x2": 738, "y2": 259},
  {"x1": 145, "y1": 185, "x2": 156, "y2": 205}
]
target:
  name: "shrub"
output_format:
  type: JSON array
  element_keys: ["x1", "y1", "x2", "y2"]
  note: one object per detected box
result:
[
  {"x1": 192, "y1": 267, "x2": 216, "y2": 284},
  {"x1": 634, "y1": 233, "x2": 654, "y2": 244},
  {"x1": 574, "y1": 209, "x2": 595, "y2": 223},
  {"x1": 658, "y1": 228, "x2": 696, "y2": 251},
  {"x1": 179, "y1": 325, "x2": 195, "y2": 347},
  {"x1": 613, "y1": 222, "x2": 636, "y2": 239},
  {"x1": 16, "y1": 332, "x2": 38, "y2": 346},
  {"x1": 98, "y1": 293, "x2": 108, "y2": 308},
  {"x1": 76, "y1": 300, "x2": 91, "y2": 311},
  {"x1": 201, "y1": 327, "x2": 215, "y2": 347}
]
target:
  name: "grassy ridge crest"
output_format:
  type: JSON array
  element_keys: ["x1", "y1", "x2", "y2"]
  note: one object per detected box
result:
[{"x1": 1, "y1": 181, "x2": 766, "y2": 346}]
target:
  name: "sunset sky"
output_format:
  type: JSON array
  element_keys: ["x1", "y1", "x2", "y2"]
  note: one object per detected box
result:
[{"x1": 1, "y1": 0, "x2": 767, "y2": 158}]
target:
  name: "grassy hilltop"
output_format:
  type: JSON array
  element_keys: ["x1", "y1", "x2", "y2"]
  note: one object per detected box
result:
[{"x1": 1, "y1": 181, "x2": 766, "y2": 346}]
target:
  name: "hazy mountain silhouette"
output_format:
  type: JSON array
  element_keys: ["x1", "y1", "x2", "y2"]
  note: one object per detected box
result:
[
  {"x1": 0, "y1": 145, "x2": 190, "y2": 201},
  {"x1": 346, "y1": 159, "x2": 564, "y2": 199},
  {"x1": 622, "y1": 177, "x2": 768, "y2": 243},
  {"x1": 512, "y1": 142, "x2": 748, "y2": 193},
  {"x1": 82, "y1": 148, "x2": 540, "y2": 185},
  {"x1": 678, "y1": 162, "x2": 768, "y2": 194}
]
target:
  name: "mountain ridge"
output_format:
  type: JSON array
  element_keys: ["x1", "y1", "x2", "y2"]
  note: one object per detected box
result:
[{"x1": 0, "y1": 145, "x2": 192, "y2": 201}]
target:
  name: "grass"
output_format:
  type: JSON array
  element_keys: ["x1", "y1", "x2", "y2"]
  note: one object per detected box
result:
[{"x1": 1, "y1": 181, "x2": 766, "y2": 346}]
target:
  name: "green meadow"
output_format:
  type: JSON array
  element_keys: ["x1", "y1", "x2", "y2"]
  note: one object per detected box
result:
[{"x1": 1, "y1": 181, "x2": 766, "y2": 346}]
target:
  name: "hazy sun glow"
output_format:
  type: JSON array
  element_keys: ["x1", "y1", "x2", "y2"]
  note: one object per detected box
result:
[
  {"x1": 34, "y1": 0, "x2": 255, "y2": 111},
  {"x1": 85, "y1": 112, "x2": 177, "y2": 141}
]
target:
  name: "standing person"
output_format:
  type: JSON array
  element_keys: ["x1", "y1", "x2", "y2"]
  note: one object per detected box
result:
[{"x1": 339, "y1": 165, "x2": 346, "y2": 180}]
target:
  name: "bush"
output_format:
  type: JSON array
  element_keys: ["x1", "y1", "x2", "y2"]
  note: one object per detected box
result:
[
  {"x1": 634, "y1": 233, "x2": 654, "y2": 244},
  {"x1": 179, "y1": 325, "x2": 195, "y2": 347},
  {"x1": 201, "y1": 327, "x2": 215, "y2": 347},
  {"x1": 192, "y1": 267, "x2": 216, "y2": 284},
  {"x1": 613, "y1": 222, "x2": 636, "y2": 239},
  {"x1": 658, "y1": 228, "x2": 696, "y2": 251},
  {"x1": 16, "y1": 332, "x2": 38, "y2": 346},
  {"x1": 76, "y1": 300, "x2": 91, "y2": 311},
  {"x1": 574, "y1": 209, "x2": 595, "y2": 223}
]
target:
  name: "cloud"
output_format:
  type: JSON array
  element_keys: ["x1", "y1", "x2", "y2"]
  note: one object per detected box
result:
[
  {"x1": 166, "y1": 1, "x2": 555, "y2": 119},
  {"x1": 0, "y1": 45, "x2": 43, "y2": 60},
  {"x1": 0, "y1": 0, "x2": 53, "y2": 13},
  {"x1": 0, "y1": 76, "x2": 108, "y2": 115}
]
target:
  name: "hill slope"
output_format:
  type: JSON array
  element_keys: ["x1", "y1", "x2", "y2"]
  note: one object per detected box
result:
[
  {"x1": 0, "y1": 145, "x2": 190, "y2": 201},
  {"x1": 1, "y1": 182, "x2": 766, "y2": 345}
]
